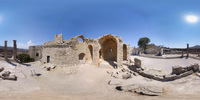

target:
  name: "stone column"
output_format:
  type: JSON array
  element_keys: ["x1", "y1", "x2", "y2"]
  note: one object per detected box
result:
[
  {"x1": 13, "y1": 40, "x2": 17, "y2": 60},
  {"x1": 181, "y1": 50, "x2": 184, "y2": 58},
  {"x1": 160, "y1": 48, "x2": 163, "y2": 55},
  {"x1": 187, "y1": 44, "x2": 189, "y2": 57},
  {"x1": 4, "y1": 41, "x2": 7, "y2": 59}
]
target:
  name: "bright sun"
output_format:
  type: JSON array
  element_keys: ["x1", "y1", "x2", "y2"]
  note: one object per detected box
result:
[{"x1": 186, "y1": 15, "x2": 198, "y2": 23}]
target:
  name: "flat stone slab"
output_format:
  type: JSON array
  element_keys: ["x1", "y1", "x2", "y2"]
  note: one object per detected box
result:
[
  {"x1": 108, "y1": 80, "x2": 122, "y2": 85},
  {"x1": 122, "y1": 74, "x2": 132, "y2": 79}
]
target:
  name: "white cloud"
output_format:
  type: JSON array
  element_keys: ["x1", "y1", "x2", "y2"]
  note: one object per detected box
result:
[
  {"x1": 18, "y1": 40, "x2": 34, "y2": 49},
  {"x1": 28, "y1": 40, "x2": 34, "y2": 46}
]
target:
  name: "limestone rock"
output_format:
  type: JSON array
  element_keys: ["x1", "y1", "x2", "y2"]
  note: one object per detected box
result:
[
  {"x1": 172, "y1": 66, "x2": 182, "y2": 75},
  {"x1": 107, "y1": 71, "x2": 113, "y2": 74},
  {"x1": 2, "y1": 75, "x2": 17, "y2": 81},
  {"x1": 111, "y1": 73, "x2": 120, "y2": 79},
  {"x1": 192, "y1": 64, "x2": 199, "y2": 72},
  {"x1": 108, "y1": 80, "x2": 122, "y2": 85},
  {"x1": 2, "y1": 71, "x2": 11, "y2": 77},
  {"x1": 122, "y1": 74, "x2": 131, "y2": 79}
]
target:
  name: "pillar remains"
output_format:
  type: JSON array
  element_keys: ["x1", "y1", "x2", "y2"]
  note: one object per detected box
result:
[
  {"x1": 4, "y1": 41, "x2": 7, "y2": 59},
  {"x1": 181, "y1": 50, "x2": 184, "y2": 58},
  {"x1": 187, "y1": 44, "x2": 189, "y2": 57},
  {"x1": 160, "y1": 48, "x2": 163, "y2": 55},
  {"x1": 13, "y1": 40, "x2": 17, "y2": 60}
]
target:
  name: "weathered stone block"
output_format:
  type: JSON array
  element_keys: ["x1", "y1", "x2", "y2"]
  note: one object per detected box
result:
[
  {"x1": 180, "y1": 70, "x2": 193, "y2": 77},
  {"x1": 2, "y1": 75, "x2": 17, "y2": 81},
  {"x1": 2, "y1": 71, "x2": 11, "y2": 77},
  {"x1": 153, "y1": 75, "x2": 164, "y2": 81},
  {"x1": 172, "y1": 66, "x2": 182, "y2": 75},
  {"x1": 192, "y1": 64, "x2": 199, "y2": 72},
  {"x1": 134, "y1": 58, "x2": 141, "y2": 68}
]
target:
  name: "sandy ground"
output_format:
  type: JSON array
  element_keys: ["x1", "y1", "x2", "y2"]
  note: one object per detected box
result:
[{"x1": 1, "y1": 56, "x2": 200, "y2": 100}]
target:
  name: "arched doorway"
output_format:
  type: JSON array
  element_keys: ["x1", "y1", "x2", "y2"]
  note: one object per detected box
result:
[
  {"x1": 88, "y1": 45, "x2": 93, "y2": 61},
  {"x1": 123, "y1": 44, "x2": 127, "y2": 60},
  {"x1": 79, "y1": 53, "x2": 85, "y2": 60},
  {"x1": 99, "y1": 49, "x2": 102, "y2": 59},
  {"x1": 100, "y1": 35, "x2": 117, "y2": 61}
]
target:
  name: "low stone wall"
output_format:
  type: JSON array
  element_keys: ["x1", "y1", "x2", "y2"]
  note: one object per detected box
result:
[
  {"x1": 129, "y1": 64, "x2": 199, "y2": 82},
  {"x1": 172, "y1": 64, "x2": 199, "y2": 75}
]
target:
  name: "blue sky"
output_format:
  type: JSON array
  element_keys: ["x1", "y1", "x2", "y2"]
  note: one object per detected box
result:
[{"x1": 0, "y1": 0, "x2": 200, "y2": 49}]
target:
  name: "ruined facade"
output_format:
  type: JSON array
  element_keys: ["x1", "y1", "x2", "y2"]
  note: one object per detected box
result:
[{"x1": 29, "y1": 34, "x2": 130, "y2": 66}]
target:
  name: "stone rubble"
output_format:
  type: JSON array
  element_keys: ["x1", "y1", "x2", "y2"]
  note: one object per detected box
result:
[{"x1": 116, "y1": 84, "x2": 163, "y2": 96}]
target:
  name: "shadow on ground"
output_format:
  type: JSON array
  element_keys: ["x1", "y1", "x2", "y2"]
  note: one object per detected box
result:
[
  {"x1": 105, "y1": 60, "x2": 117, "y2": 68},
  {"x1": 6, "y1": 59, "x2": 31, "y2": 67}
]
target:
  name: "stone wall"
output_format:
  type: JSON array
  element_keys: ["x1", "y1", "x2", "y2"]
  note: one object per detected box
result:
[
  {"x1": 29, "y1": 34, "x2": 130, "y2": 67},
  {"x1": 29, "y1": 45, "x2": 43, "y2": 61},
  {"x1": 129, "y1": 61, "x2": 199, "y2": 81}
]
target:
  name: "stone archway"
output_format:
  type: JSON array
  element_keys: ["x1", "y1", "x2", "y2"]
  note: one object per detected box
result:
[
  {"x1": 99, "y1": 49, "x2": 102, "y2": 59},
  {"x1": 100, "y1": 35, "x2": 117, "y2": 61},
  {"x1": 79, "y1": 53, "x2": 85, "y2": 60},
  {"x1": 123, "y1": 44, "x2": 127, "y2": 60}
]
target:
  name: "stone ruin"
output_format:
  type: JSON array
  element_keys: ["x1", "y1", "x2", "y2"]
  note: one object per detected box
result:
[
  {"x1": 0, "y1": 40, "x2": 18, "y2": 59},
  {"x1": 131, "y1": 58, "x2": 200, "y2": 82},
  {"x1": 29, "y1": 34, "x2": 130, "y2": 67}
]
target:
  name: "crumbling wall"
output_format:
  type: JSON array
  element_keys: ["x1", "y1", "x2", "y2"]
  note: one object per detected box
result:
[
  {"x1": 32, "y1": 33, "x2": 130, "y2": 67},
  {"x1": 123, "y1": 44, "x2": 127, "y2": 60},
  {"x1": 126, "y1": 44, "x2": 131, "y2": 60},
  {"x1": 29, "y1": 45, "x2": 43, "y2": 61},
  {"x1": 54, "y1": 34, "x2": 63, "y2": 43},
  {"x1": 42, "y1": 46, "x2": 79, "y2": 66}
]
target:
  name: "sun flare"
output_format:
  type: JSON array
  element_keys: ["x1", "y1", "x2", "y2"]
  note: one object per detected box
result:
[{"x1": 186, "y1": 15, "x2": 198, "y2": 23}]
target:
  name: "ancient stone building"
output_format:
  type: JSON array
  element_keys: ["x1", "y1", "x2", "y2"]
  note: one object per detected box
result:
[{"x1": 29, "y1": 34, "x2": 130, "y2": 66}]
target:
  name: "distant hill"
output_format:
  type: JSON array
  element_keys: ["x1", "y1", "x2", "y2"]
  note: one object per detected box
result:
[
  {"x1": 0, "y1": 46, "x2": 28, "y2": 51},
  {"x1": 190, "y1": 45, "x2": 200, "y2": 49}
]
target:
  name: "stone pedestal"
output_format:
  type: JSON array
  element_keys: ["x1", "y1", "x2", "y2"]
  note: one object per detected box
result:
[
  {"x1": 4, "y1": 41, "x2": 7, "y2": 59},
  {"x1": 13, "y1": 40, "x2": 17, "y2": 60}
]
